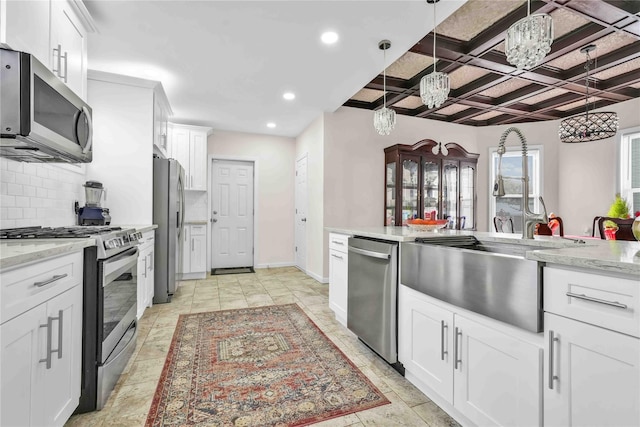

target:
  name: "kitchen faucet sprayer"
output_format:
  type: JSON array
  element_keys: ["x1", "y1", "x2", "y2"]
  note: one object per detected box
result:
[{"x1": 494, "y1": 127, "x2": 548, "y2": 239}]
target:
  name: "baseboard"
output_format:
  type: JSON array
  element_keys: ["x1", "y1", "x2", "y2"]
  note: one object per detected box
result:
[
  {"x1": 254, "y1": 262, "x2": 295, "y2": 269},
  {"x1": 305, "y1": 269, "x2": 329, "y2": 284}
]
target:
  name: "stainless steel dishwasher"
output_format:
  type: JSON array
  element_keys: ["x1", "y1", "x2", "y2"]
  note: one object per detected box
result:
[{"x1": 347, "y1": 236, "x2": 399, "y2": 365}]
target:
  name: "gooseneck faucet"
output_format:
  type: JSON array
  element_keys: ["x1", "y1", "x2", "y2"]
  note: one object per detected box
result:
[{"x1": 493, "y1": 127, "x2": 548, "y2": 239}]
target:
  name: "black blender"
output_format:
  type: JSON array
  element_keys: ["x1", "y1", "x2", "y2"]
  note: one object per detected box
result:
[{"x1": 77, "y1": 181, "x2": 111, "y2": 225}]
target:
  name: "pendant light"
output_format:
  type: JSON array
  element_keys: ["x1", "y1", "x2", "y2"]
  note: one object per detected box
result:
[
  {"x1": 505, "y1": 0, "x2": 553, "y2": 70},
  {"x1": 373, "y1": 39, "x2": 396, "y2": 135},
  {"x1": 559, "y1": 45, "x2": 618, "y2": 143},
  {"x1": 420, "y1": 0, "x2": 450, "y2": 109}
]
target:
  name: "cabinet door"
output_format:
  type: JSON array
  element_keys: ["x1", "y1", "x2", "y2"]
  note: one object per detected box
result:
[
  {"x1": 146, "y1": 248, "x2": 155, "y2": 307},
  {"x1": 42, "y1": 285, "x2": 82, "y2": 427},
  {"x1": 172, "y1": 127, "x2": 191, "y2": 186},
  {"x1": 459, "y1": 162, "x2": 476, "y2": 230},
  {"x1": 401, "y1": 155, "x2": 420, "y2": 225},
  {"x1": 1, "y1": 0, "x2": 51, "y2": 65},
  {"x1": 0, "y1": 304, "x2": 47, "y2": 427},
  {"x1": 328, "y1": 249, "x2": 348, "y2": 326},
  {"x1": 50, "y1": 0, "x2": 87, "y2": 98},
  {"x1": 190, "y1": 228, "x2": 207, "y2": 273},
  {"x1": 453, "y1": 314, "x2": 542, "y2": 427},
  {"x1": 137, "y1": 247, "x2": 149, "y2": 318},
  {"x1": 422, "y1": 157, "x2": 440, "y2": 220},
  {"x1": 189, "y1": 131, "x2": 208, "y2": 191},
  {"x1": 398, "y1": 286, "x2": 454, "y2": 403},
  {"x1": 182, "y1": 225, "x2": 191, "y2": 274},
  {"x1": 385, "y1": 161, "x2": 396, "y2": 225},
  {"x1": 442, "y1": 160, "x2": 459, "y2": 229},
  {"x1": 545, "y1": 313, "x2": 640, "y2": 427}
]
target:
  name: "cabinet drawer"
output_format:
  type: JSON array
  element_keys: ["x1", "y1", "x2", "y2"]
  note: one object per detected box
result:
[
  {"x1": 138, "y1": 230, "x2": 155, "y2": 249},
  {"x1": 190, "y1": 225, "x2": 206, "y2": 236},
  {"x1": 1, "y1": 251, "x2": 83, "y2": 324},
  {"x1": 544, "y1": 266, "x2": 640, "y2": 338},
  {"x1": 329, "y1": 233, "x2": 349, "y2": 253}
]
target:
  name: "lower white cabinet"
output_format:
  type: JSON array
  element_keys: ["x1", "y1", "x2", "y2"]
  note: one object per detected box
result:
[
  {"x1": 544, "y1": 313, "x2": 639, "y2": 427},
  {"x1": 328, "y1": 232, "x2": 349, "y2": 326},
  {"x1": 181, "y1": 224, "x2": 207, "y2": 279},
  {"x1": 136, "y1": 230, "x2": 155, "y2": 318},
  {"x1": 399, "y1": 285, "x2": 543, "y2": 427},
  {"x1": 1, "y1": 252, "x2": 83, "y2": 427}
]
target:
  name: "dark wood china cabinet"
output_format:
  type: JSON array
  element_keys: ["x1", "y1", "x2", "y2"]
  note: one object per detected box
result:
[{"x1": 384, "y1": 140, "x2": 479, "y2": 230}]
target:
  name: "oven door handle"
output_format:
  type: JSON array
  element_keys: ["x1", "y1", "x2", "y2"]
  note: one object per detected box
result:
[{"x1": 103, "y1": 247, "x2": 139, "y2": 286}]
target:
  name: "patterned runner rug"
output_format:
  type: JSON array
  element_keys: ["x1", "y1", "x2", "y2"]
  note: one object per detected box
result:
[{"x1": 146, "y1": 304, "x2": 389, "y2": 426}]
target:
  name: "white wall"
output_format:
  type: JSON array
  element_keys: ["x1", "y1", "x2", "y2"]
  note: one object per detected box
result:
[
  {"x1": 295, "y1": 116, "x2": 325, "y2": 281},
  {"x1": 0, "y1": 161, "x2": 86, "y2": 228},
  {"x1": 208, "y1": 130, "x2": 296, "y2": 268}
]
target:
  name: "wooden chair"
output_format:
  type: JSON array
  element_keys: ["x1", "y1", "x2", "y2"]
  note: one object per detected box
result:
[
  {"x1": 493, "y1": 216, "x2": 514, "y2": 233},
  {"x1": 536, "y1": 217, "x2": 564, "y2": 236},
  {"x1": 596, "y1": 217, "x2": 635, "y2": 241}
]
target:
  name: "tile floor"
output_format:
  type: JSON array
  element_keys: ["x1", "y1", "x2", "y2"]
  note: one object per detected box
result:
[{"x1": 65, "y1": 267, "x2": 461, "y2": 427}]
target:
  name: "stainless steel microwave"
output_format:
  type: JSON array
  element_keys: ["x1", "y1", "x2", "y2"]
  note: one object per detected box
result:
[{"x1": 0, "y1": 48, "x2": 93, "y2": 163}]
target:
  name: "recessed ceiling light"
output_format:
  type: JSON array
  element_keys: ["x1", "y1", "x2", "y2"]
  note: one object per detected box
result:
[
  {"x1": 267, "y1": 122, "x2": 276, "y2": 128},
  {"x1": 283, "y1": 92, "x2": 295, "y2": 101},
  {"x1": 321, "y1": 31, "x2": 339, "y2": 45}
]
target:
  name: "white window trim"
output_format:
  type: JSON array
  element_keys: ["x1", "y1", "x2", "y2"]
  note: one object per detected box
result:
[
  {"x1": 617, "y1": 126, "x2": 640, "y2": 213},
  {"x1": 488, "y1": 144, "x2": 544, "y2": 231}
]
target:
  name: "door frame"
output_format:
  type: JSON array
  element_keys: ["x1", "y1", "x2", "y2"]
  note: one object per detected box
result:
[
  {"x1": 294, "y1": 153, "x2": 308, "y2": 273},
  {"x1": 207, "y1": 154, "x2": 259, "y2": 271}
]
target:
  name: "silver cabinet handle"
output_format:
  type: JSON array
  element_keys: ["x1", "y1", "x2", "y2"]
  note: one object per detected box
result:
[
  {"x1": 441, "y1": 320, "x2": 448, "y2": 361},
  {"x1": 148, "y1": 253, "x2": 153, "y2": 272},
  {"x1": 331, "y1": 240, "x2": 344, "y2": 245},
  {"x1": 548, "y1": 330, "x2": 559, "y2": 389},
  {"x1": 34, "y1": 273, "x2": 68, "y2": 288},
  {"x1": 331, "y1": 253, "x2": 343, "y2": 260},
  {"x1": 454, "y1": 327, "x2": 462, "y2": 370},
  {"x1": 60, "y1": 50, "x2": 68, "y2": 83},
  {"x1": 39, "y1": 310, "x2": 63, "y2": 369},
  {"x1": 566, "y1": 292, "x2": 628, "y2": 309},
  {"x1": 192, "y1": 239, "x2": 194, "y2": 251},
  {"x1": 143, "y1": 256, "x2": 147, "y2": 278}
]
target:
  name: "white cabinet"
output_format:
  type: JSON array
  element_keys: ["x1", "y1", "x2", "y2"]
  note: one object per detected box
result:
[
  {"x1": 399, "y1": 285, "x2": 543, "y2": 427},
  {"x1": 136, "y1": 230, "x2": 155, "y2": 318},
  {"x1": 170, "y1": 124, "x2": 210, "y2": 191},
  {"x1": 1, "y1": 251, "x2": 83, "y2": 427},
  {"x1": 543, "y1": 265, "x2": 640, "y2": 427},
  {"x1": 87, "y1": 72, "x2": 172, "y2": 224},
  {"x1": 328, "y1": 232, "x2": 349, "y2": 326},
  {"x1": 153, "y1": 95, "x2": 170, "y2": 158},
  {"x1": 0, "y1": 0, "x2": 93, "y2": 99},
  {"x1": 181, "y1": 224, "x2": 207, "y2": 279}
]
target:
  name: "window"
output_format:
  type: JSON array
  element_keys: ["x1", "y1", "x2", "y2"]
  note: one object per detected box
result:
[
  {"x1": 489, "y1": 146, "x2": 542, "y2": 232},
  {"x1": 619, "y1": 127, "x2": 640, "y2": 215}
]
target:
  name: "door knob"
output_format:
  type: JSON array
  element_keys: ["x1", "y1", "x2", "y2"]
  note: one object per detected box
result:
[
  {"x1": 211, "y1": 218, "x2": 218, "y2": 223},
  {"x1": 301, "y1": 218, "x2": 307, "y2": 222}
]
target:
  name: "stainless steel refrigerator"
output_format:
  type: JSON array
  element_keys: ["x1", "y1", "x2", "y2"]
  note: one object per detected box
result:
[{"x1": 153, "y1": 157, "x2": 185, "y2": 303}]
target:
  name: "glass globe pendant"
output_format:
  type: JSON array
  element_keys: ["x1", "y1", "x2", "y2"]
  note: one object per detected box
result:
[
  {"x1": 420, "y1": 0, "x2": 450, "y2": 109},
  {"x1": 373, "y1": 39, "x2": 396, "y2": 135},
  {"x1": 505, "y1": 0, "x2": 553, "y2": 70}
]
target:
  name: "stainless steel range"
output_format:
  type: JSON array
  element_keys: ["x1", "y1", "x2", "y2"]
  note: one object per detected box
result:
[{"x1": 0, "y1": 225, "x2": 142, "y2": 412}]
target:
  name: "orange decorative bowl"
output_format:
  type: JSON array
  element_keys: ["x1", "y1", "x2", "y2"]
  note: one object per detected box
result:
[{"x1": 407, "y1": 219, "x2": 448, "y2": 232}]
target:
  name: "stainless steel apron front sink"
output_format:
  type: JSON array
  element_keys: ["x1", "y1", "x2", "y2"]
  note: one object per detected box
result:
[{"x1": 401, "y1": 236, "x2": 548, "y2": 332}]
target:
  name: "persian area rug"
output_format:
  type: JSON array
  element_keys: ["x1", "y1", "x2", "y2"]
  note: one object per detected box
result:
[{"x1": 146, "y1": 304, "x2": 389, "y2": 426}]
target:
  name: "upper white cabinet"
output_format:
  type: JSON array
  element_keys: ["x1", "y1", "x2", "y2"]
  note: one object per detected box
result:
[
  {"x1": 170, "y1": 124, "x2": 210, "y2": 191},
  {"x1": 87, "y1": 72, "x2": 172, "y2": 224},
  {"x1": 1, "y1": 251, "x2": 84, "y2": 427},
  {"x1": 0, "y1": 0, "x2": 95, "y2": 99},
  {"x1": 153, "y1": 95, "x2": 170, "y2": 159},
  {"x1": 399, "y1": 285, "x2": 543, "y2": 427},
  {"x1": 328, "y1": 232, "x2": 349, "y2": 326}
]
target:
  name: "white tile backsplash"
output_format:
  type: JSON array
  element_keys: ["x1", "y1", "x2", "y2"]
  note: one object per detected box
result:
[
  {"x1": 184, "y1": 191, "x2": 208, "y2": 222},
  {"x1": 0, "y1": 159, "x2": 86, "y2": 228}
]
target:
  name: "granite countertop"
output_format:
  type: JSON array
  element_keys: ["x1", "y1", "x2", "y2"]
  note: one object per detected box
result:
[
  {"x1": 326, "y1": 226, "x2": 640, "y2": 276},
  {"x1": 0, "y1": 239, "x2": 96, "y2": 270}
]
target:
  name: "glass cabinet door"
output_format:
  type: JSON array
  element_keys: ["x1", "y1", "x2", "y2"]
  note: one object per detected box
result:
[
  {"x1": 402, "y1": 157, "x2": 419, "y2": 225},
  {"x1": 460, "y1": 163, "x2": 475, "y2": 230},
  {"x1": 423, "y1": 159, "x2": 440, "y2": 220},
  {"x1": 385, "y1": 162, "x2": 396, "y2": 225},
  {"x1": 442, "y1": 161, "x2": 458, "y2": 228}
]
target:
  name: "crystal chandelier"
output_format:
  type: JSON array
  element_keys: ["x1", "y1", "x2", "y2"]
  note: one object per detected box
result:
[
  {"x1": 559, "y1": 45, "x2": 618, "y2": 143},
  {"x1": 505, "y1": 0, "x2": 553, "y2": 70},
  {"x1": 420, "y1": 0, "x2": 450, "y2": 109},
  {"x1": 373, "y1": 39, "x2": 396, "y2": 135}
]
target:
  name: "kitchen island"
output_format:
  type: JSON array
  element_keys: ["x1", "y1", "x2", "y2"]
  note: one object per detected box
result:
[{"x1": 327, "y1": 226, "x2": 639, "y2": 427}]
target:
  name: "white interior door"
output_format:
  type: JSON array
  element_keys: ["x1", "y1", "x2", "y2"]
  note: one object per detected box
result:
[
  {"x1": 211, "y1": 160, "x2": 254, "y2": 269},
  {"x1": 295, "y1": 155, "x2": 308, "y2": 271}
]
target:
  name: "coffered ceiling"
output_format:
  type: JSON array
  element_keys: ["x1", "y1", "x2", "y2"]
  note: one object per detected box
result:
[{"x1": 345, "y1": 0, "x2": 640, "y2": 126}]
